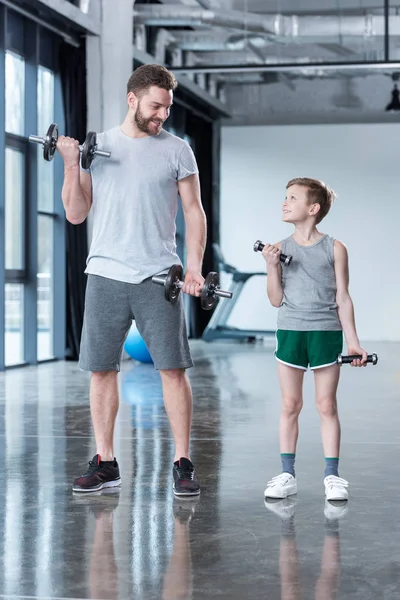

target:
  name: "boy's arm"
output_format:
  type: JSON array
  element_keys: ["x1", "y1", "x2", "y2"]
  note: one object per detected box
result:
[
  {"x1": 262, "y1": 242, "x2": 283, "y2": 307},
  {"x1": 334, "y1": 240, "x2": 368, "y2": 366}
]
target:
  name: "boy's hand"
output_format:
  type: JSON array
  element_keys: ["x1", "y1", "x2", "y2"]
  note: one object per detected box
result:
[
  {"x1": 347, "y1": 345, "x2": 368, "y2": 367},
  {"x1": 262, "y1": 244, "x2": 281, "y2": 268}
]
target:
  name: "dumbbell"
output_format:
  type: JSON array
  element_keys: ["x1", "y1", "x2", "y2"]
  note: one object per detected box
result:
[
  {"x1": 337, "y1": 353, "x2": 378, "y2": 366},
  {"x1": 152, "y1": 264, "x2": 233, "y2": 311},
  {"x1": 253, "y1": 240, "x2": 293, "y2": 266},
  {"x1": 29, "y1": 123, "x2": 111, "y2": 169}
]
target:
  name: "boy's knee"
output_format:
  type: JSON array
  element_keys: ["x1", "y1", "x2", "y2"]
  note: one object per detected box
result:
[
  {"x1": 281, "y1": 396, "x2": 303, "y2": 417},
  {"x1": 316, "y1": 395, "x2": 337, "y2": 418}
]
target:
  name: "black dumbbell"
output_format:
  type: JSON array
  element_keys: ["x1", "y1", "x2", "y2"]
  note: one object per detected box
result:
[
  {"x1": 337, "y1": 353, "x2": 378, "y2": 366},
  {"x1": 152, "y1": 264, "x2": 233, "y2": 311},
  {"x1": 29, "y1": 123, "x2": 111, "y2": 169},
  {"x1": 253, "y1": 240, "x2": 293, "y2": 266}
]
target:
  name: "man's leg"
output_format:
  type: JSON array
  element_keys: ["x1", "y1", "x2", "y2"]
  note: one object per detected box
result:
[
  {"x1": 90, "y1": 371, "x2": 120, "y2": 462},
  {"x1": 160, "y1": 368, "x2": 200, "y2": 496},
  {"x1": 130, "y1": 278, "x2": 196, "y2": 495},
  {"x1": 73, "y1": 275, "x2": 132, "y2": 493},
  {"x1": 159, "y1": 368, "x2": 192, "y2": 463}
]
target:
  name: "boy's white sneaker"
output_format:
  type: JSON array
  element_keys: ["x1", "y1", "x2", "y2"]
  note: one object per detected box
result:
[
  {"x1": 264, "y1": 473, "x2": 297, "y2": 499},
  {"x1": 324, "y1": 475, "x2": 349, "y2": 501}
]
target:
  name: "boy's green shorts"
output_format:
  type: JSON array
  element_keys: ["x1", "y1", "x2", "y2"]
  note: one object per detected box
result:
[{"x1": 275, "y1": 330, "x2": 343, "y2": 370}]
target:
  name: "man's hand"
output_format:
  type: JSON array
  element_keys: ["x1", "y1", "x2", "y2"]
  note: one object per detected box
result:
[
  {"x1": 182, "y1": 270, "x2": 204, "y2": 297},
  {"x1": 57, "y1": 135, "x2": 80, "y2": 168}
]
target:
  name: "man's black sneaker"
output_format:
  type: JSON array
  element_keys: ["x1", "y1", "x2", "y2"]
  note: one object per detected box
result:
[
  {"x1": 72, "y1": 454, "x2": 121, "y2": 493},
  {"x1": 173, "y1": 457, "x2": 200, "y2": 496}
]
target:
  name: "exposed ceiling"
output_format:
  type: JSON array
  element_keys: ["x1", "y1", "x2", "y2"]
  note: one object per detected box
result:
[{"x1": 133, "y1": 0, "x2": 400, "y2": 123}]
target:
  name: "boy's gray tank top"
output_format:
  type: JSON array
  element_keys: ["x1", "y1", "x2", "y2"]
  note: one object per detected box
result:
[{"x1": 277, "y1": 234, "x2": 342, "y2": 331}]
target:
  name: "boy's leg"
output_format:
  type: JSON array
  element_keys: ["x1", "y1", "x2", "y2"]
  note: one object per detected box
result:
[
  {"x1": 314, "y1": 365, "x2": 341, "y2": 459},
  {"x1": 265, "y1": 363, "x2": 304, "y2": 499},
  {"x1": 314, "y1": 365, "x2": 349, "y2": 500},
  {"x1": 278, "y1": 362, "x2": 305, "y2": 458}
]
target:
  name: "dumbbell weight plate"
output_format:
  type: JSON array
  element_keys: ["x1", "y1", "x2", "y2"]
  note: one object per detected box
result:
[
  {"x1": 81, "y1": 131, "x2": 96, "y2": 170},
  {"x1": 43, "y1": 123, "x2": 59, "y2": 162},
  {"x1": 201, "y1": 272, "x2": 219, "y2": 311},
  {"x1": 164, "y1": 264, "x2": 183, "y2": 304}
]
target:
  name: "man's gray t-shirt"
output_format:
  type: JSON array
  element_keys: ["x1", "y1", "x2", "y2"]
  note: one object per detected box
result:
[{"x1": 84, "y1": 127, "x2": 199, "y2": 283}]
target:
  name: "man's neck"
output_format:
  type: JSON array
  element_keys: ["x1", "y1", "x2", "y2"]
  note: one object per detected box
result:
[{"x1": 120, "y1": 115, "x2": 149, "y2": 139}]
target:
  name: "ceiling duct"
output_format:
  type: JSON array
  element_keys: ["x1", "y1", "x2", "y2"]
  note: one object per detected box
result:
[{"x1": 134, "y1": 5, "x2": 400, "y2": 39}]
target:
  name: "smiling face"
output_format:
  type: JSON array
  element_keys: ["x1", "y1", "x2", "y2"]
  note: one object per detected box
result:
[
  {"x1": 282, "y1": 184, "x2": 320, "y2": 224},
  {"x1": 128, "y1": 86, "x2": 173, "y2": 136}
]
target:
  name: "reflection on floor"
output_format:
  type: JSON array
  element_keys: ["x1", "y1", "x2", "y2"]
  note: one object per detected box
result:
[{"x1": 0, "y1": 340, "x2": 399, "y2": 599}]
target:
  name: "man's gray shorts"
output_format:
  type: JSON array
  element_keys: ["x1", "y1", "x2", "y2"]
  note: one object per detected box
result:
[{"x1": 79, "y1": 274, "x2": 193, "y2": 372}]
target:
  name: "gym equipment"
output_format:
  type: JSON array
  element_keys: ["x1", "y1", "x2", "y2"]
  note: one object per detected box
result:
[
  {"x1": 202, "y1": 243, "x2": 275, "y2": 342},
  {"x1": 29, "y1": 123, "x2": 111, "y2": 168},
  {"x1": 124, "y1": 324, "x2": 153, "y2": 364},
  {"x1": 254, "y1": 240, "x2": 293, "y2": 266},
  {"x1": 152, "y1": 264, "x2": 233, "y2": 311},
  {"x1": 337, "y1": 353, "x2": 378, "y2": 366}
]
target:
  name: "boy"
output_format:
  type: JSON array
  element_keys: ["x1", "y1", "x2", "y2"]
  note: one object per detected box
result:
[{"x1": 263, "y1": 177, "x2": 367, "y2": 502}]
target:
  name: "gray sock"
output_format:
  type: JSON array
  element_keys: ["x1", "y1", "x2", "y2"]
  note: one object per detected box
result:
[
  {"x1": 325, "y1": 458, "x2": 339, "y2": 478},
  {"x1": 281, "y1": 453, "x2": 296, "y2": 477}
]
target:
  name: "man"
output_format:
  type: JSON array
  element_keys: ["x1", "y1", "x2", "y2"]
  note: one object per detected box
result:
[{"x1": 58, "y1": 64, "x2": 206, "y2": 496}]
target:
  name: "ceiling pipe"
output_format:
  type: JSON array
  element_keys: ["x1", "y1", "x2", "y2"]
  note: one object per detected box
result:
[
  {"x1": 169, "y1": 60, "x2": 400, "y2": 75},
  {"x1": 134, "y1": 5, "x2": 400, "y2": 38}
]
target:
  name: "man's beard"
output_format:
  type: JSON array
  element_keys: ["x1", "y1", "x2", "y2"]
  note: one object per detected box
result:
[{"x1": 134, "y1": 104, "x2": 163, "y2": 135}]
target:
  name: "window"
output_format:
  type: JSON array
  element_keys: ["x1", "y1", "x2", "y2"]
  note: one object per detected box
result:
[
  {"x1": 5, "y1": 147, "x2": 25, "y2": 271},
  {"x1": 37, "y1": 65, "x2": 56, "y2": 361},
  {"x1": 5, "y1": 283, "x2": 24, "y2": 366},
  {"x1": 37, "y1": 67, "x2": 55, "y2": 213},
  {"x1": 37, "y1": 216, "x2": 53, "y2": 361},
  {"x1": 5, "y1": 51, "x2": 24, "y2": 136},
  {"x1": 1, "y1": 7, "x2": 66, "y2": 370}
]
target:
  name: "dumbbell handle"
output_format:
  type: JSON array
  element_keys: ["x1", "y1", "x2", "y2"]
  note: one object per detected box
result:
[
  {"x1": 29, "y1": 135, "x2": 46, "y2": 144},
  {"x1": 90, "y1": 148, "x2": 111, "y2": 158},
  {"x1": 152, "y1": 275, "x2": 233, "y2": 299},
  {"x1": 337, "y1": 353, "x2": 378, "y2": 365},
  {"x1": 253, "y1": 240, "x2": 292, "y2": 266},
  {"x1": 29, "y1": 135, "x2": 111, "y2": 158}
]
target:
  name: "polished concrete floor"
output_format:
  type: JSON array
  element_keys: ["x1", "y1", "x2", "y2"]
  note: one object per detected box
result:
[{"x1": 0, "y1": 339, "x2": 399, "y2": 600}]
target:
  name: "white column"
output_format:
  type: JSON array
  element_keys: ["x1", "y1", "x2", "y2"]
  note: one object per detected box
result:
[{"x1": 85, "y1": 0, "x2": 134, "y2": 243}]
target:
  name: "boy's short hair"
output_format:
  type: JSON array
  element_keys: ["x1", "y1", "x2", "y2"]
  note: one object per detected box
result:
[
  {"x1": 286, "y1": 177, "x2": 336, "y2": 224},
  {"x1": 127, "y1": 64, "x2": 178, "y2": 97}
]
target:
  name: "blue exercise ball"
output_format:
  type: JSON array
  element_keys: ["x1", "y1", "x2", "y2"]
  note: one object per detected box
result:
[{"x1": 124, "y1": 323, "x2": 153, "y2": 364}]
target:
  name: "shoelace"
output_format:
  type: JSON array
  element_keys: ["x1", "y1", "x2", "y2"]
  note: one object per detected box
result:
[
  {"x1": 83, "y1": 460, "x2": 101, "y2": 476},
  {"x1": 267, "y1": 473, "x2": 293, "y2": 487},
  {"x1": 325, "y1": 476, "x2": 349, "y2": 489},
  {"x1": 176, "y1": 466, "x2": 194, "y2": 480}
]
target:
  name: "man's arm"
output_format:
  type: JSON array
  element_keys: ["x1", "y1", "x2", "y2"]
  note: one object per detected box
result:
[
  {"x1": 334, "y1": 240, "x2": 367, "y2": 365},
  {"x1": 57, "y1": 135, "x2": 92, "y2": 224},
  {"x1": 62, "y1": 167, "x2": 92, "y2": 224},
  {"x1": 178, "y1": 173, "x2": 207, "y2": 296}
]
